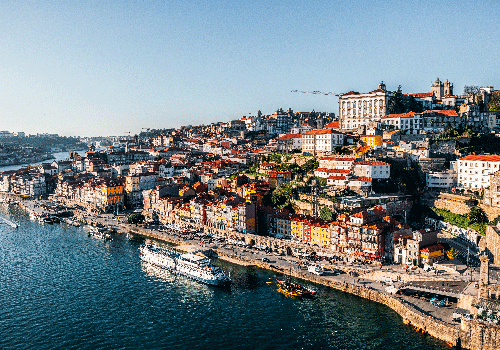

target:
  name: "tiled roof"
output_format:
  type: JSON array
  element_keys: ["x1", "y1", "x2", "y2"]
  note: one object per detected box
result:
[
  {"x1": 304, "y1": 128, "x2": 341, "y2": 135},
  {"x1": 459, "y1": 155, "x2": 500, "y2": 162},
  {"x1": 315, "y1": 168, "x2": 351, "y2": 173},
  {"x1": 320, "y1": 156, "x2": 355, "y2": 161},
  {"x1": 278, "y1": 133, "x2": 302, "y2": 140},
  {"x1": 324, "y1": 121, "x2": 339, "y2": 128},
  {"x1": 354, "y1": 161, "x2": 390, "y2": 165},
  {"x1": 422, "y1": 109, "x2": 458, "y2": 116},
  {"x1": 349, "y1": 177, "x2": 372, "y2": 181}
]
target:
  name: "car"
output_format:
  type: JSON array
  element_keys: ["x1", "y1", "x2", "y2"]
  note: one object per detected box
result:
[{"x1": 261, "y1": 258, "x2": 270, "y2": 263}]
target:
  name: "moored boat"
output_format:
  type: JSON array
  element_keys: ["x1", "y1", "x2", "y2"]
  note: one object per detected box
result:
[
  {"x1": 275, "y1": 278, "x2": 317, "y2": 299},
  {"x1": 139, "y1": 243, "x2": 231, "y2": 287}
]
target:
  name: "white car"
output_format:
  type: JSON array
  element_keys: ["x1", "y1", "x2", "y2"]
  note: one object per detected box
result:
[{"x1": 308, "y1": 265, "x2": 324, "y2": 275}]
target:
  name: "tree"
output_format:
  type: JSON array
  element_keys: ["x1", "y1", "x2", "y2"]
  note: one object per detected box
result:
[
  {"x1": 128, "y1": 213, "x2": 145, "y2": 225},
  {"x1": 301, "y1": 158, "x2": 319, "y2": 174},
  {"x1": 488, "y1": 92, "x2": 500, "y2": 111},
  {"x1": 463, "y1": 85, "x2": 480, "y2": 103},
  {"x1": 447, "y1": 248, "x2": 459, "y2": 260},
  {"x1": 388, "y1": 85, "x2": 407, "y2": 114},
  {"x1": 468, "y1": 207, "x2": 487, "y2": 225},
  {"x1": 319, "y1": 206, "x2": 335, "y2": 221}
]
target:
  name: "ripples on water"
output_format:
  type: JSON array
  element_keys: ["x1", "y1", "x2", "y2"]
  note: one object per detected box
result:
[{"x1": 0, "y1": 204, "x2": 450, "y2": 350}]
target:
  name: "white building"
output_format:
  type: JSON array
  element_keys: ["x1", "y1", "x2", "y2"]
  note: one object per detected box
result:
[
  {"x1": 339, "y1": 81, "x2": 391, "y2": 131},
  {"x1": 352, "y1": 161, "x2": 390, "y2": 179},
  {"x1": 318, "y1": 156, "x2": 355, "y2": 170},
  {"x1": 378, "y1": 111, "x2": 422, "y2": 134},
  {"x1": 457, "y1": 155, "x2": 500, "y2": 190},
  {"x1": 277, "y1": 133, "x2": 303, "y2": 152},
  {"x1": 301, "y1": 129, "x2": 344, "y2": 154},
  {"x1": 426, "y1": 170, "x2": 457, "y2": 189}
]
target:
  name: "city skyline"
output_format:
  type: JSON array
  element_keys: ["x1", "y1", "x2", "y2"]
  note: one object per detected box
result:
[{"x1": 1, "y1": 0, "x2": 499, "y2": 137}]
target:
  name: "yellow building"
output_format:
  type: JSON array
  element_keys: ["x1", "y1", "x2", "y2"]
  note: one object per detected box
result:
[
  {"x1": 291, "y1": 218, "x2": 304, "y2": 240},
  {"x1": 360, "y1": 135, "x2": 382, "y2": 148},
  {"x1": 420, "y1": 244, "x2": 445, "y2": 264},
  {"x1": 311, "y1": 223, "x2": 331, "y2": 247},
  {"x1": 100, "y1": 180, "x2": 124, "y2": 212}
]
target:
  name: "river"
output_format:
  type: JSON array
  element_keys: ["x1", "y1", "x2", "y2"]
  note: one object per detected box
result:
[
  {"x1": 0, "y1": 204, "x2": 450, "y2": 350},
  {"x1": 0, "y1": 150, "x2": 87, "y2": 172}
]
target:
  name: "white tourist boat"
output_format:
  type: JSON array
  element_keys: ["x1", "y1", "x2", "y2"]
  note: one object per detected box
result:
[{"x1": 139, "y1": 243, "x2": 231, "y2": 286}]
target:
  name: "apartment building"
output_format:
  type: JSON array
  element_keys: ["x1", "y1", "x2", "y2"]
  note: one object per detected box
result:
[{"x1": 457, "y1": 155, "x2": 500, "y2": 190}]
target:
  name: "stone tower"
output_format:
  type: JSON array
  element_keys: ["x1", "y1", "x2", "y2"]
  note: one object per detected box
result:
[
  {"x1": 431, "y1": 78, "x2": 443, "y2": 99},
  {"x1": 479, "y1": 254, "x2": 490, "y2": 299},
  {"x1": 443, "y1": 79, "x2": 453, "y2": 96}
]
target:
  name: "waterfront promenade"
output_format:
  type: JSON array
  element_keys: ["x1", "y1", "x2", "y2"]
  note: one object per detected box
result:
[{"x1": 14, "y1": 198, "x2": 500, "y2": 349}]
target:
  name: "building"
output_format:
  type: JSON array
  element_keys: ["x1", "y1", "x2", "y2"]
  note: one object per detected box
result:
[
  {"x1": 339, "y1": 82, "x2": 390, "y2": 131},
  {"x1": 352, "y1": 161, "x2": 390, "y2": 179},
  {"x1": 277, "y1": 133, "x2": 302, "y2": 152},
  {"x1": 426, "y1": 170, "x2": 456, "y2": 190},
  {"x1": 457, "y1": 155, "x2": 500, "y2": 191},
  {"x1": 484, "y1": 170, "x2": 500, "y2": 207},
  {"x1": 301, "y1": 129, "x2": 344, "y2": 155},
  {"x1": 379, "y1": 111, "x2": 423, "y2": 134},
  {"x1": 360, "y1": 134, "x2": 382, "y2": 148},
  {"x1": 430, "y1": 78, "x2": 453, "y2": 100}
]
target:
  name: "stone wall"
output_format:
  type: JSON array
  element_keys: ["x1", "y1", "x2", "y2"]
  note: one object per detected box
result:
[
  {"x1": 461, "y1": 318, "x2": 500, "y2": 350},
  {"x1": 432, "y1": 199, "x2": 473, "y2": 216},
  {"x1": 480, "y1": 204, "x2": 500, "y2": 222}
]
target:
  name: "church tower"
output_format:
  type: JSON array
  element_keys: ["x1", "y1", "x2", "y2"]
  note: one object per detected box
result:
[{"x1": 443, "y1": 79, "x2": 453, "y2": 96}]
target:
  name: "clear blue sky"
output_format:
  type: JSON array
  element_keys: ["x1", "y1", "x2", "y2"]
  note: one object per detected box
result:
[{"x1": 1, "y1": 0, "x2": 499, "y2": 137}]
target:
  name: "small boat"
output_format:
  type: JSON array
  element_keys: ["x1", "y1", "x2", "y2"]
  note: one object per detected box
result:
[
  {"x1": 275, "y1": 278, "x2": 317, "y2": 299},
  {"x1": 88, "y1": 227, "x2": 112, "y2": 240}
]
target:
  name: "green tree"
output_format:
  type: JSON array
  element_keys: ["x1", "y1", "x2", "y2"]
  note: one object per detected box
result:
[
  {"x1": 301, "y1": 158, "x2": 319, "y2": 174},
  {"x1": 488, "y1": 92, "x2": 500, "y2": 111},
  {"x1": 388, "y1": 85, "x2": 406, "y2": 114},
  {"x1": 319, "y1": 206, "x2": 335, "y2": 221},
  {"x1": 128, "y1": 213, "x2": 145, "y2": 225},
  {"x1": 468, "y1": 207, "x2": 487, "y2": 225}
]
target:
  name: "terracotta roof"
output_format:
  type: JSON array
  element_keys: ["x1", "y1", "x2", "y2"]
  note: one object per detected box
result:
[
  {"x1": 324, "y1": 121, "x2": 340, "y2": 128},
  {"x1": 421, "y1": 244, "x2": 444, "y2": 253},
  {"x1": 304, "y1": 128, "x2": 341, "y2": 135},
  {"x1": 381, "y1": 111, "x2": 419, "y2": 119},
  {"x1": 327, "y1": 175, "x2": 348, "y2": 180},
  {"x1": 422, "y1": 110, "x2": 458, "y2": 116},
  {"x1": 459, "y1": 155, "x2": 500, "y2": 162},
  {"x1": 354, "y1": 161, "x2": 390, "y2": 166},
  {"x1": 279, "y1": 133, "x2": 302, "y2": 140},
  {"x1": 320, "y1": 156, "x2": 355, "y2": 161},
  {"x1": 315, "y1": 168, "x2": 351, "y2": 173},
  {"x1": 349, "y1": 177, "x2": 372, "y2": 181}
]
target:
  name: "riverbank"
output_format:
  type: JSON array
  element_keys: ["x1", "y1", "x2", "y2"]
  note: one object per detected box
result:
[{"x1": 14, "y1": 198, "x2": 500, "y2": 349}]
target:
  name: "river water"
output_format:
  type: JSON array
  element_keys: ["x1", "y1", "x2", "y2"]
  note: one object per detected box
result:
[
  {"x1": 0, "y1": 204, "x2": 450, "y2": 350},
  {"x1": 0, "y1": 150, "x2": 87, "y2": 172}
]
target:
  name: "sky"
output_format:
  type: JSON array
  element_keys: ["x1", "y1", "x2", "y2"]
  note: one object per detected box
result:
[{"x1": 1, "y1": 0, "x2": 499, "y2": 137}]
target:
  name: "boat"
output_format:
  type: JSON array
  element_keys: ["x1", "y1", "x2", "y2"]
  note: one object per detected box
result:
[
  {"x1": 88, "y1": 227, "x2": 112, "y2": 240},
  {"x1": 139, "y1": 243, "x2": 231, "y2": 287},
  {"x1": 275, "y1": 278, "x2": 317, "y2": 299}
]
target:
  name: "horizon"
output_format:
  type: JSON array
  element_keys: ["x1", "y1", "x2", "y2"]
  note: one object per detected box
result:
[{"x1": 1, "y1": 0, "x2": 499, "y2": 137}]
